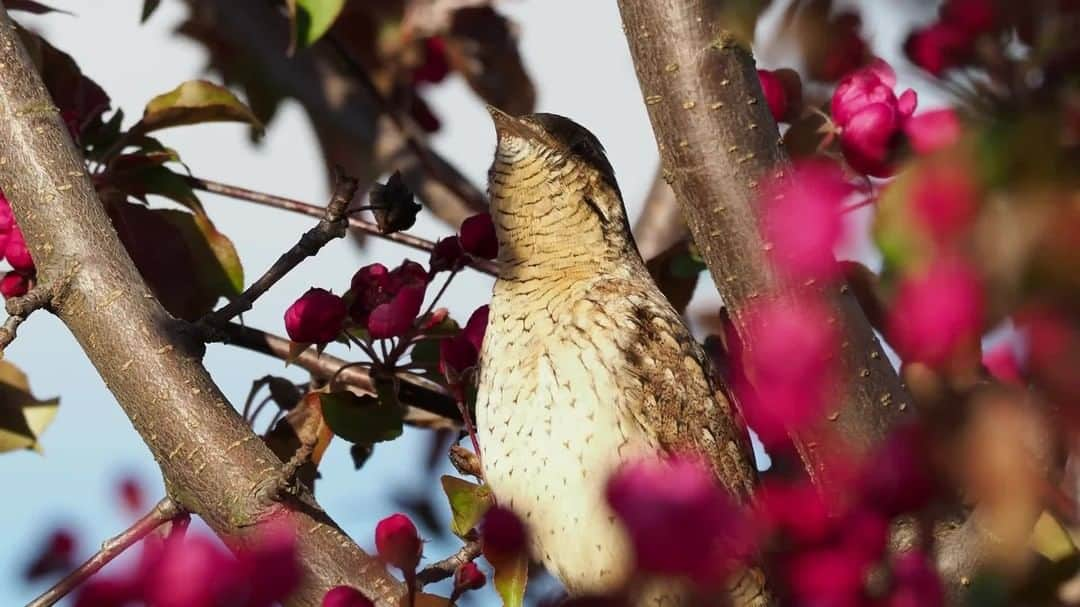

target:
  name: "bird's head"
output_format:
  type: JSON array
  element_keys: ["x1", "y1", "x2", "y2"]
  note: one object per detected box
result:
[{"x1": 486, "y1": 107, "x2": 637, "y2": 277}]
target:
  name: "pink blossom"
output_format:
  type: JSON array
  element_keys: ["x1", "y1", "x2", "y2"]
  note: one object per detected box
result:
[
  {"x1": 857, "y1": 425, "x2": 937, "y2": 517},
  {"x1": 910, "y1": 163, "x2": 979, "y2": 243},
  {"x1": 5, "y1": 227, "x2": 34, "y2": 273},
  {"x1": 366, "y1": 286, "x2": 425, "y2": 339},
  {"x1": 905, "y1": 109, "x2": 962, "y2": 154},
  {"x1": 452, "y1": 561, "x2": 487, "y2": 600},
  {"x1": 786, "y1": 547, "x2": 869, "y2": 607},
  {"x1": 460, "y1": 213, "x2": 498, "y2": 260},
  {"x1": 323, "y1": 586, "x2": 374, "y2": 607},
  {"x1": 375, "y1": 513, "x2": 423, "y2": 573},
  {"x1": 606, "y1": 456, "x2": 750, "y2": 584},
  {"x1": 284, "y1": 288, "x2": 347, "y2": 345},
  {"x1": 941, "y1": 0, "x2": 997, "y2": 36},
  {"x1": 831, "y1": 60, "x2": 917, "y2": 177},
  {"x1": 761, "y1": 159, "x2": 854, "y2": 281},
  {"x1": 24, "y1": 528, "x2": 77, "y2": 581},
  {"x1": 757, "y1": 69, "x2": 789, "y2": 123},
  {"x1": 739, "y1": 298, "x2": 840, "y2": 444},
  {"x1": 887, "y1": 259, "x2": 985, "y2": 367},
  {"x1": 754, "y1": 480, "x2": 832, "y2": 545}
]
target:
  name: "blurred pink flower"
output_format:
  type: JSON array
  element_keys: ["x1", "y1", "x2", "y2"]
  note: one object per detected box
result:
[
  {"x1": 481, "y1": 505, "x2": 527, "y2": 561},
  {"x1": 439, "y1": 305, "x2": 490, "y2": 380},
  {"x1": 606, "y1": 456, "x2": 750, "y2": 584},
  {"x1": 910, "y1": 163, "x2": 979, "y2": 243},
  {"x1": 905, "y1": 109, "x2": 962, "y2": 154},
  {"x1": 24, "y1": 528, "x2": 77, "y2": 581},
  {"x1": 118, "y1": 477, "x2": 145, "y2": 515},
  {"x1": 887, "y1": 259, "x2": 985, "y2": 367},
  {"x1": 905, "y1": 22, "x2": 972, "y2": 76},
  {"x1": 284, "y1": 288, "x2": 347, "y2": 345},
  {"x1": 786, "y1": 546, "x2": 869, "y2": 607},
  {"x1": 983, "y1": 342, "x2": 1025, "y2": 385},
  {"x1": 857, "y1": 425, "x2": 937, "y2": 517},
  {"x1": 941, "y1": 0, "x2": 997, "y2": 36},
  {"x1": 460, "y1": 212, "x2": 498, "y2": 260},
  {"x1": 886, "y1": 550, "x2": 945, "y2": 607},
  {"x1": 761, "y1": 159, "x2": 853, "y2": 281},
  {"x1": 739, "y1": 298, "x2": 840, "y2": 444},
  {"x1": 429, "y1": 235, "x2": 466, "y2": 274},
  {"x1": 5, "y1": 226, "x2": 34, "y2": 273},
  {"x1": 451, "y1": 561, "x2": 487, "y2": 600},
  {"x1": 323, "y1": 586, "x2": 374, "y2": 607},
  {"x1": 374, "y1": 513, "x2": 423, "y2": 573}
]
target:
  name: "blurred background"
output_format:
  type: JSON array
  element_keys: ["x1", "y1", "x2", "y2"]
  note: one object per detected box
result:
[{"x1": 0, "y1": 1, "x2": 937, "y2": 604}]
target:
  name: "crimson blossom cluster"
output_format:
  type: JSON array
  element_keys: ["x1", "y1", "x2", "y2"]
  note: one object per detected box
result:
[{"x1": 0, "y1": 191, "x2": 36, "y2": 298}]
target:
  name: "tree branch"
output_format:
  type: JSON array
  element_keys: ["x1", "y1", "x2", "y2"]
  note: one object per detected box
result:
[
  {"x1": 26, "y1": 498, "x2": 182, "y2": 607},
  {"x1": 0, "y1": 281, "x2": 60, "y2": 354},
  {"x1": 0, "y1": 6, "x2": 404, "y2": 606},
  {"x1": 199, "y1": 171, "x2": 358, "y2": 329},
  {"x1": 218, "y1": 322, "x2": 461, "y2": 425},
  {"x1": 632, "y1": 168, "x2": 687, "y2": 262},
  {"x1": 187, "y1": 176, "x2": 499, "y2": 277},
  {"x1": 416, "y1": 540, "x2": 482, "y2": 587}
]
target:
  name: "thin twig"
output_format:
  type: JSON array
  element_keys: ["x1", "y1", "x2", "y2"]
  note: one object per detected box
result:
[
  {"x1": 26, "y1": 498, "x2": 182, "y2": 607},
  {"x1": 217, "y1": 322, "x2": 461, "y2": 423},
  {"x1": 416, "y1": 540, "x2": 482, "y2": 587},
  {"x1": 199, "y1": 171, "x2": 359, "y2": 330},
  {"x1": 0, "y1": 282, "x2": 59, "y2": 355},
  {"x1": 187, "y1": 176, "x2": 499, "y2": 277}
]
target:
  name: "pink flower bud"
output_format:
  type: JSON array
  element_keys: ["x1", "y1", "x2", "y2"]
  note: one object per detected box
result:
[
  {"x1": 323, "y1": 586, "x2": 374, "y2": 607},
  {"x1": 367, "y1": 286, "x2": 425, "y2": 339},
  {"x1": 904, "y1": 109, "x2": 962, "y2": 154},
  {"x1": 982, "y1": 342, "x2": 1025, "y2": 385},
  {"x1": 349, "y1": 261, "x2": 429, "y2": 333},
  {"x1": 757, "y1": 69, "x2": 789, "y2": 124},
  {"x1": 0, "y1": 271, "x2": 30, "y2": 298},
  {"x1": 460, "y1": 213, "x2": 498, "y2": 260},
  {"x1": 412, "y1": 37, "x2": 451, "y2": 85},
  {"x1": 375, "y1": 513, "x2": 423, "y2": 573},
  {"x1": 886, "y1": 550, "x2": 944, "y2": 607},
  {"x1": 910, "y1": 163, "x2": 979, "y2": 243},
  {"x1": 453, "y1": 562, "x2": 486, "y2": 596},
  {"x1": 941, "y1": 0, "x2": 997, "y2": 36},
  {"x1": 904, "y1": 23, "x2": 973, "y2": 76},
  {"x1": 284, "y1": 288, "x2": 346, "y2": 345},
  {"x1": 840, "y1": 102, "x2": 903, "y2": 177}
]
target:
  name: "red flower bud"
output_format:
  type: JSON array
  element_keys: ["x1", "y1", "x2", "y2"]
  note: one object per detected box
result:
[
  {"x1": 887, "y1": 259, "x2": 984, "y2": 367},
  {"x1": 349, "y1": 261, "x2": 429, "y2": 328},
  {"x1": 322, "y1": 586, "x2": 374, "y2": 607},
  {"x1": 452, "y1": 562, "x2": 486, "y2": 598},
  {"x1": 757, "y1": 69, "x2": 789, "y2": 124},
  {"x1": 463, "y1": 304, "x2": 489, "y2": 352},
  {"x1": 367, "y1": 286, "x2": 425, "y2": 339},
  {"x1": 412, "y1": 37, "x2": 451, "y2": 85},
  {"x1": 375, "y1": 513, "x2": 423, "y2": 573},
  {"x1": 284, "y1": 288, "x2": 347, "y2": 345},
  {"x1": 905, "y1": 23, "x2": 973, "y2": 76},
  {"x1": 0, "y1": 271, "x2": 30, "y2": 298},
  {"x1": 941, "y1": 0, "x2": 996, "y2": 36},
  {"x1": 459, "y1": 213, "x2": 498, "y2": 260}
]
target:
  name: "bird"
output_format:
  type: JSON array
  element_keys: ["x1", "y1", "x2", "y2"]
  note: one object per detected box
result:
[{"x1": 474, "y1": 107, "x2": 769, "y2": 606}]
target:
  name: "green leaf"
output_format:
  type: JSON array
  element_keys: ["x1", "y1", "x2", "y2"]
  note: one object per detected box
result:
[
  {"x1": 0, "y1": 360, "x2": 59, "y2": 454},
  {"x1": 319, "y1": 391, "x2": 404, "y2": 444},
  {"x1": 141, "y1": 0, "x2": 161, "y2": 23},
  {"x1": 440, "y1": 475, "x2": 493, "y2": 538},
  {"x1": 290, "y1": 0, "x2": 346, "y2": 49},
  {"x1": 135, "y1": 80, "x2": 263, "y2": 135},
  {"x1": 190, "y1": 212, "x2": 244, "y2": 295},
  {"x1": 489, "y1": 549, "x2": 528, "y2": 607}
]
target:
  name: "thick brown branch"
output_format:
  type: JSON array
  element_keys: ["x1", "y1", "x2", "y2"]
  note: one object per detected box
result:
[
  {"x1": 415, "y1": 540, "x2": 482, "y2": 587},
  {"x1": 633, "y1": 168, "x2": 687, "y2": 262},
  {"x1": 218, "y1": 322, "x2": 461, "y2": 425},
  {"x1": 0, "y1": 6, "x2": 403, "y2": 605},
  {"x1": 26, "y1": 498, "x2": 181, "y2": 607},
  {"x1": 200, "y1": 172, "x2": 358, "y2": 329},
  {"x1": 187, "y1": 176, "x2": 499, "y2": 277}
]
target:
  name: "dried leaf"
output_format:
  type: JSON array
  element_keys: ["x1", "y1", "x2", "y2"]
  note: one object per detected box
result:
[
  {"x1": 0, "y1": 361, "x2": 59, "y2": 454},
  {"x1": 368, "y1": 171, "x2": 422, "y2": 234},
  {"x1": 135, "y1": 80, "x2": 263, "y2": 135},
  {"x1": 444, "y1": 7, "x2": 535, "y2": 115}
]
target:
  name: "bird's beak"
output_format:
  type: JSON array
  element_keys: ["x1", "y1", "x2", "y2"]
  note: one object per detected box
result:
[{"x1": 487, "y1": 105, "x2": 531, "y2": 139}]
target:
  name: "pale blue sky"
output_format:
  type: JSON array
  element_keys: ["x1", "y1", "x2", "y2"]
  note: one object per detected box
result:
[{"x1": 1, "y1": 1, "x2": 933, "y2": 605}]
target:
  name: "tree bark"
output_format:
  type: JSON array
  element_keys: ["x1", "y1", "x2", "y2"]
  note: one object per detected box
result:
[
  {"x1": 616, "y1": 1, "x2": 983, "y2": 601},
  {"x1": 0, "y1": 5, "x2": 404, "y2": 606}
]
